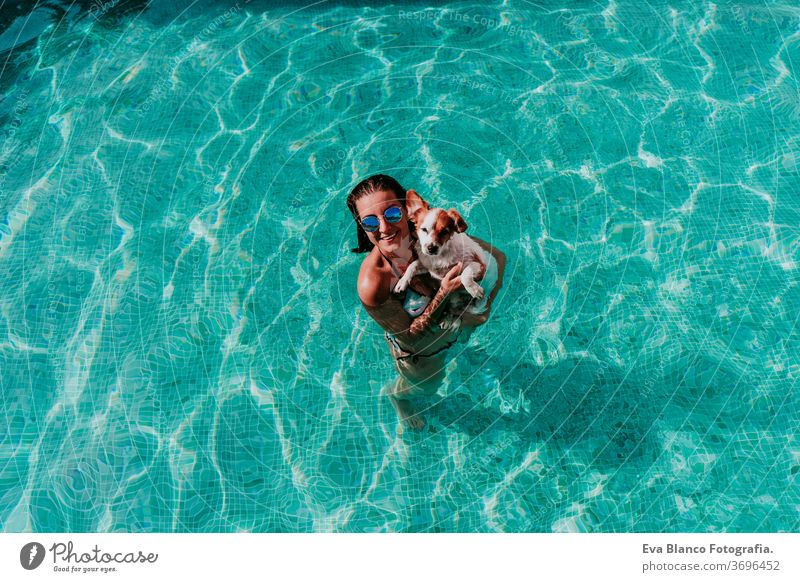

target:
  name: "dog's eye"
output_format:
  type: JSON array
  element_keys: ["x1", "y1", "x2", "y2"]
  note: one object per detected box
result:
[{"x1": 421, "y1": 227, "x2": 428, "y2": 233}]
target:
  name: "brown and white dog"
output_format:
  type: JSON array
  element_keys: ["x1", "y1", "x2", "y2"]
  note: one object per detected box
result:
[{"x1": 394, "y1": 190, "x2": 486, "y2": 301}]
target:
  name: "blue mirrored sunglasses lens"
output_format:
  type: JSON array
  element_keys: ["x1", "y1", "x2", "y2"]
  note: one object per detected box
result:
[
  {"x1": 384, "y1": 206, "x2": 403, "y2": 222},
  {"x1": 361, "y1": 216, "x2": 379, "y2": 231}
]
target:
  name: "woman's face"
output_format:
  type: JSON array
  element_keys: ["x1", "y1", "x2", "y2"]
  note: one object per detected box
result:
[{"x1": 354, "y1": 189, "x2": 411, "y2": 255}]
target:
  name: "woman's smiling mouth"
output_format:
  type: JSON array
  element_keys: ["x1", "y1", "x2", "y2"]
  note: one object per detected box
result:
[{"x1": 381, "y1": 232, "x2": 398, "y2": 243}]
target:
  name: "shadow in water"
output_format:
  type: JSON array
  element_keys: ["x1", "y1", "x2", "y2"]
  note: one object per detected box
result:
[{"x1": 426, "y1": 343, "x2": 662, "y2": 471}]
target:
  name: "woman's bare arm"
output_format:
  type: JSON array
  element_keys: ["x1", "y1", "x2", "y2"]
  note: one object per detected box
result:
[
  {"x1": 362, "y1": 287, "x2": 451, "y2": 342},
  {"x1": 359, "y1": 268, "x2": 454, "y2": 344}
]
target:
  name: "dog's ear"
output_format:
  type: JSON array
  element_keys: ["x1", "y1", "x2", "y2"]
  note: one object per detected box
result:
[
  {"x1": 405, "y1": 189, "x2": 429, "y2": 224},
  {"x1": 448, "y1": 208, "x2": 468, "y2": 233}
]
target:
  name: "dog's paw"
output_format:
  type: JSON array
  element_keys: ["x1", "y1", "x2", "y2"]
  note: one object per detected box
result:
[
  {"x1": 466, "y1": 283, "x2": 484, "y2": 300},
  {"x1": 394, "y1": 278, "x2": 410, "y2": 294}
]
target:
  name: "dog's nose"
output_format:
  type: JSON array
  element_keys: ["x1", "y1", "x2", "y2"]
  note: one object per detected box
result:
[{"x1": 427, "y1": 244, "x2": 438, "y2": 255}]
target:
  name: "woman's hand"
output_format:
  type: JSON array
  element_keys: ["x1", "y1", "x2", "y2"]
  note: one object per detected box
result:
[
  {"x1": 407, "y1": 262, "x2": 463, "y2": 338},
  {"x1": 439, "y1": 262, "x2": 464, "y2": 296}
]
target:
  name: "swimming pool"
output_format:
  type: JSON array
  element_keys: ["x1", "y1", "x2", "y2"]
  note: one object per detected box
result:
[{"x1": 1, "y1": 0, "x2": 798, "y2": 532}]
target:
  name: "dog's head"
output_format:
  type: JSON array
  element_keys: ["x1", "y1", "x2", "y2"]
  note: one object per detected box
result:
[{"x1": 405, "y1": 189, "x2": 468, "y2": 256}]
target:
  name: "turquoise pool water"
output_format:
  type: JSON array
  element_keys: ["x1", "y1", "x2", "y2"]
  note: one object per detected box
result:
[{"x1": 1, "y1": 0, "x2": 798, "y2": 532}]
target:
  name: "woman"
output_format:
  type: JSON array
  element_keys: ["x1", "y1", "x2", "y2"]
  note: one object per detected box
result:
[{"x1": 347, "y1": 174, "x2": 506, "y2": 429}]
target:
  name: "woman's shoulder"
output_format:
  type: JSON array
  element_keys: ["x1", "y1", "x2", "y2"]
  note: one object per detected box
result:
[{"x1": 357, "y1": 249, "x2": 393, "y2": 307}]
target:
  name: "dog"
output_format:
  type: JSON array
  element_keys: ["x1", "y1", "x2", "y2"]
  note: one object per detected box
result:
[{"x1": 394, "y1": 190, "x2": 486, "y2": 306}]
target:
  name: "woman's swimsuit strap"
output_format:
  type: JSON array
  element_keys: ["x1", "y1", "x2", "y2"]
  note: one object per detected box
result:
[{"x1": 386, "y1": 331, "x2": 460, "y2": 364}]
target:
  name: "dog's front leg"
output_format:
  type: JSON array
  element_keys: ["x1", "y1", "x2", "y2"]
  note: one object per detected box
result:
[
  {"x1": 460, "y1": 261, "x2": 485, "y2": 300},
  {"x1": 394, "y1": 260, "x2": 424, "y2": 294}
]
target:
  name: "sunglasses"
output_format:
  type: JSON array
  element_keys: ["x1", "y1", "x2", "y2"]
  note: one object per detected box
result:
[{"x1": 359, "y1": 205, "x2": 403, "y2": 232}]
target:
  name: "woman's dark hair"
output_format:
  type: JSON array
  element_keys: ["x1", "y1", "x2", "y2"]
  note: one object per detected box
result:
[{"x1": 346, "y1": 174, "x2": 409, "y2": 253}]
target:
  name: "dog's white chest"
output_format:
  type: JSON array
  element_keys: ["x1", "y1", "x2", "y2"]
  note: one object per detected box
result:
[
  {"x1": 415, "y1": 252, "x2": 453, "y2": 280},
  {"x1": 427, "y1": 263, "x2": 452, "y2": 280}
]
